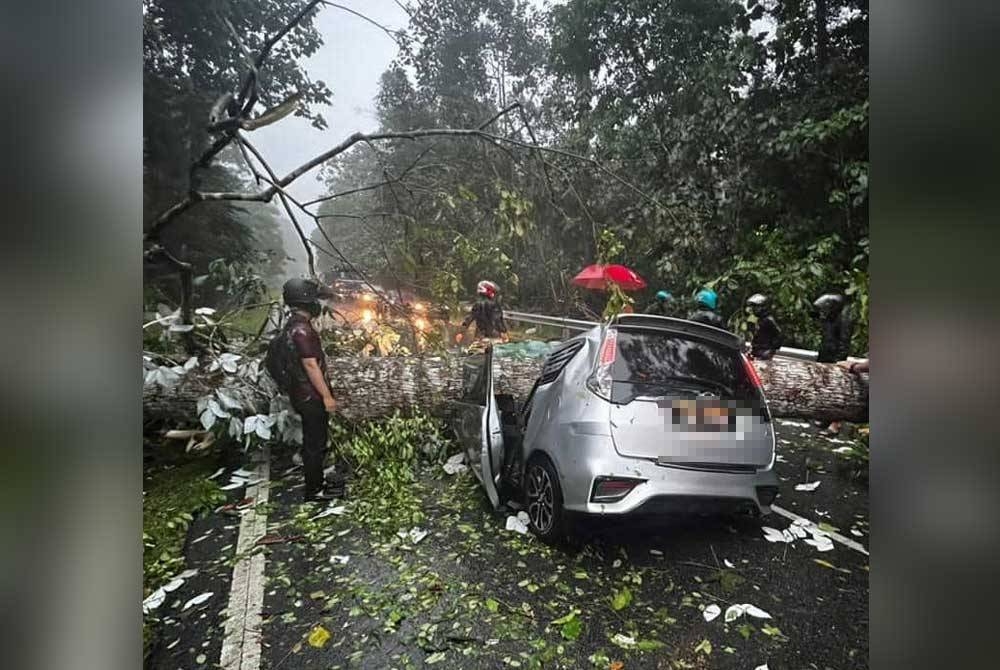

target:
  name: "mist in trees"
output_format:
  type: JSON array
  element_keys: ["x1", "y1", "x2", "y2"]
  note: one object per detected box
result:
[{"x1": 308, "y1": 0, "x2": 867, "y2": 349}]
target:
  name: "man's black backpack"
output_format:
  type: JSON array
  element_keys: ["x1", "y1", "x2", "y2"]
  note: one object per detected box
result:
[{"x1": 264, "y1": 323, "x2": 297, "y2": 392}]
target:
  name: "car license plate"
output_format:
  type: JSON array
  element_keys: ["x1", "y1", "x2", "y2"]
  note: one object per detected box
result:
[{"x1": 670, "y1": 399, "x2": 733, "y2": 432}]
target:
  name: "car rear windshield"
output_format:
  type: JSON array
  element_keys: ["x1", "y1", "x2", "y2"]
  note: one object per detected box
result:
[{"x1": 611, "y1": 329, "x2": 759, "y2": 405}]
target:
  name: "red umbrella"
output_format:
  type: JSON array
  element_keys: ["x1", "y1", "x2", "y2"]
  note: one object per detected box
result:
[{"x1": 571, "y1": 264, "x2": 647, "y2": 291}]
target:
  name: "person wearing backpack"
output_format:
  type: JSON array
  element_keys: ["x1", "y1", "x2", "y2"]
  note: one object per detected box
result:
[{"x1": 268, "y1": 277, "x2": 345, "y2": 502}]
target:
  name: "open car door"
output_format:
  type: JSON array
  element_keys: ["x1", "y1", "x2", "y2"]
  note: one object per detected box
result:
[{"x1": 453, "y1": 345, "x2": 504, "y2": 509}]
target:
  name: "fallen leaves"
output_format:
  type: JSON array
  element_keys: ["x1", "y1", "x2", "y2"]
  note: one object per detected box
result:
[
  {"x1": 702, "y1": 604, "x2": 721, "y2": 622},
  {"x1": 307, "y1": 624, "x2": 330, "y2": 648},
  {"x1": 813, "y1": 558, "x2": 852, "y2": 574},
  {"x1": 794, "y1": 480, "x2": 821, "y2": 491},
  {"x1": 443, "y1": 452, "x2": 468, "y2": 475},
  {"x1": 505, "y1": 512, "x2": 530, "y2": 534},
  {"x1": 611, "y1": 633, "x2": 636, "y2": 649},
  {"x1": 694, "y1": 638, "x2": 713, "y2": 655},
  {"x1": 181, "y1": 592, "x2": 213, "y2": 611},
  {"x1": 254, "y1": 533, "x2": 304, "y2": 546},
  {"x1": 552, "y1": 610, "x2": 583, "y2": 640},
  {"x1": 611, "y1": 587, "x2": 633, "y2": 611}
]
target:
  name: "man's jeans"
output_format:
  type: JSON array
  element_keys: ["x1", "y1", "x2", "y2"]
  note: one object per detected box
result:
[{"x1": 293, "y1": 398, "x2": 328, "y2": 497}]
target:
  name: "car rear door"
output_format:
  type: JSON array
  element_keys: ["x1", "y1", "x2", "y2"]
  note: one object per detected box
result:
[
  {"x1": 602, "y1": 321, "x2": 773, "y2": 469},
  {"x1": 452, "y1": 346, "x2": 503, "y2": 508}
]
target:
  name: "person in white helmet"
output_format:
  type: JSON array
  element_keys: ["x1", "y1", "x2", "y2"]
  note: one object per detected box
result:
[{"x1": 456, "y1": 280, "x2": 508, "y2": 343}]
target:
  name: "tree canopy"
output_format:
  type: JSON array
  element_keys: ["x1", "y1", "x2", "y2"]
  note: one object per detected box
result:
[{"x1": 144, "y1": 0, "x2": 868, "y2": 350}]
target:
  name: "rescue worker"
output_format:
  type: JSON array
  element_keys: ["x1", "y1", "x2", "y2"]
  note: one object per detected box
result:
[
  {"x1": 644, "y1": 290, "x2": 674, "y2": 316},
  {"x1": 455, "y1": 280, "x2": 509, "y2": 343},
  {"x1": 687, "y1": 288, "x2": 725, "y2": 328},
  {"x1": 280, "y1": 278, "x2": 346, "y2": 502},
  {"x1": 746, "y1": 293, "x2": 782, "y2": 360},
  {"x1": 813, "y1": 292, "x2": 854, "y2": 435}
]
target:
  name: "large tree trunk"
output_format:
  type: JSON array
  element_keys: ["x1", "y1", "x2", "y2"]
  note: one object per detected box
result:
[{"x1": 144, "y1": 353, "x2": 868, "y2": 425}]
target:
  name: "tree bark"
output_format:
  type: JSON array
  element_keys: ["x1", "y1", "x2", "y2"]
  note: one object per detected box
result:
[{"x1": 143, "y1": 353, "x2": 868, "y2": 425}]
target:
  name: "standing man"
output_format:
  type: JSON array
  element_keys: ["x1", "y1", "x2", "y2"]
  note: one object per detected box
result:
[
  {"x1": 687, "y1": 288, "x2": 725, "y2": 328},
  {"x1": 813, "y1": 293, "x2": 853, "y2": 364},
  {"x1": 813, "y1": 292, "x2": 854, "y2": 435},
  {"x1": 280, "y1": 277, "x2": 345, "y2": 502},
  {"x1": 644, "y1": 290, "x2": 674, "y2": 316},
  {"x1": 456, "y1": 280, "x2": 509, "y2": 343},
  {"x1": 745, "y1": 293, "x2": 783, "y2": 359}
]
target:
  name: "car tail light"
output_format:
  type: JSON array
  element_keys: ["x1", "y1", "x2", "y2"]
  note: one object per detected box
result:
[
  {"x1": 591, "y1": 476, "x2": 645, "y2": 502},
  {"x1": 586, "y1": 328, "x2": 617, "y2": 400},
  {"x1": 742, "y1": 353, "x2": 763, "y2": 390}
]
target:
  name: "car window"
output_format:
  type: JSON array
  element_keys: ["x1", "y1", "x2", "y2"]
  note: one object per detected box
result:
[
  {"x1": 460, "y1": 354, "x2": 488, "y2": 406},
  {"x1": 612, "y1": 329, "x2": 758, "y2": 405}
]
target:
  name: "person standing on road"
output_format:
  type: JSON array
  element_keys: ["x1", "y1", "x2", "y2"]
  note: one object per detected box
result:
[
  {"x1": 813, "y1": 292, "x2": 854, "y2": 435},
  {"x1": 746, "y1": 293, "x2": 783, "y2": 360},
  {"x1": 687, "y1": 288, "x2": 726, "y2": 328},
  {"x1": 456, "y1": 280, "x2": 509, "y2": 343},
  {"x1": 281, "y1": 278, "x2": 346, "y2": 502},
  {"x1": 644, "y1": 290, "x2": 674, "y2": 316}
]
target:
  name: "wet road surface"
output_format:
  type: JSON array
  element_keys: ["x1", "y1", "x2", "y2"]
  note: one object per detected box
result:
[{"x1": 147, "y1": 419, "x2": 868, "y2": 669}]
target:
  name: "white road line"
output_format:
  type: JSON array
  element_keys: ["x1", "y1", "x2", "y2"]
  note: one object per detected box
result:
[
  {"x1": 220, "y1": 447, "x2": 270, "y2": 670},
  {"x1": 771, "y1": 504, "x2": 869, "y2": 556}
]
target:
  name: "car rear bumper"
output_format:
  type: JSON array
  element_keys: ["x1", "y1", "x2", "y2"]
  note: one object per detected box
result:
[{"x1": 541, "y1": 436, "x2": 778, "y2": 516}]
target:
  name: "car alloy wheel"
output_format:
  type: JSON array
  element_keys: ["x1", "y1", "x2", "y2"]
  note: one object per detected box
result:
[{"x1": 525, "y1": 463, "x2": 555, "y2": 533}]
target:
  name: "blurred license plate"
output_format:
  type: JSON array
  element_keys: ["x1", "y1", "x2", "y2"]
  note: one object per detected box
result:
[{"x1": 671, "y1": 399, "x2": 733, "y2": 432}]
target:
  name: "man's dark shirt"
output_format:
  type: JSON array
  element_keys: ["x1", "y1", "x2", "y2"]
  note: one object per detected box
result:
[
  {"x1": 751, "y1": 315, "x2": 783, "y2": 359},
  {"x1": 287, "y1": 312, "x2": 327, "y2": 404},
  {"x1": 817, "y1": 309, "x2": 853, "y2": 363},
  {"x1": 687, "y1": 309, "x2": 726, "y2": 329},
  {"x1": 462, "y1": 298, "x2": 507, "y2": 338}
]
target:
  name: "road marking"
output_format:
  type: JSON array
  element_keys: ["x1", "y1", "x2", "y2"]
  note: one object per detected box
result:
[
  {"x1": 220, "y1": 447, "x2": 270, "y2": 670},
  {"x1": 771, "y1": 504, "x2": 868, "y2": 556}
]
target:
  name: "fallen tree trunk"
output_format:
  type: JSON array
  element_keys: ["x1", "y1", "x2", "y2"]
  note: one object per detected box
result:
[{"x1": 144, "y1": 353, "x2": 868, "y2": 425}]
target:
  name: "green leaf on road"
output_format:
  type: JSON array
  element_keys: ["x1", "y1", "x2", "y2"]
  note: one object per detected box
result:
[
  {"x1": 561, "y1": 615, "x2": 583, "y2": 641},
  {"x1": 738, "y1": 623, "x2": 755, "y2": 639},
  {"x1": 485, "y1": 598, "x2": 500, "y2": 613},
  {"x1": 694, "y1": 639, "x2": 712, "y2": 655},
  {"x1": 425, "y1": 651, "x2": 447, "y2": 664},
  {"x1": 761, "y1": 624, "x2": 784, "y2": 638},
  {"x1": 637, "y1": 639, "x2": 665, "y2": 651},
  {"x1": 552, "y1": 609, "x2": 579, "y2": 625},
  {"x1": 611, "y1": 587, "x2": 633, "y2": 611},
  {"x1": 814, "y1": 558, "x2": 852, "y2": 573}
]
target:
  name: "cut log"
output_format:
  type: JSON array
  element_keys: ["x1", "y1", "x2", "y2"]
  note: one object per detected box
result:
[{"x1": 143, "y1": 353, "x2": 868, "y2": 425}]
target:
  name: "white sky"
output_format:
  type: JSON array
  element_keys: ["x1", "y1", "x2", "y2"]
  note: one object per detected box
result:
[{"x1": 251, "y1": 1, "x2": 410, "y2": 234}]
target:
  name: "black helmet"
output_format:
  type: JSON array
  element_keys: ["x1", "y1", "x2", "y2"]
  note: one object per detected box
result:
[
  {"x1": 812, "y1": 293, "x2": 844, "y2": 318},
  {"x1": 282, "y1": 277, "x2": 332, "y2": 306},
  {"x1": 746, "y1": 293, "x2": 769, "y2": 315}
]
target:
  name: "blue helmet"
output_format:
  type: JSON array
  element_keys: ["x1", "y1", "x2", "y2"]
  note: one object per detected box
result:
[
  {"x1": 695, "y1": 288, "x2": 718, "y2": 311},
  {"x1": 655, "y1": 290, "x2": 672, "y2": 302}
]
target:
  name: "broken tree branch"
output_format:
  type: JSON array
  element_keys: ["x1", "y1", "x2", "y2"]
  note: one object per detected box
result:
[
  {"x1": 149, "y1": 117, "x2": 664, "y2": 239},
  {"x1": 236, "y1": 133, "x2": 318, "y2": 277}
]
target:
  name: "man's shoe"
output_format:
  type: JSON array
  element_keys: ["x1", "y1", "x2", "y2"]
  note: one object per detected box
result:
[{"x1": 304, "y1": 488, "x2": 339, "y2": 503}]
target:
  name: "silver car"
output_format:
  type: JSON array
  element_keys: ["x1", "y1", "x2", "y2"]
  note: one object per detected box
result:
[{"x1": 454, "y1": 314, "x2": 779, "y2": 542}]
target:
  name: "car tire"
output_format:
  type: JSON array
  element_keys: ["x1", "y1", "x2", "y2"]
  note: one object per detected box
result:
[{"x1": 523, "y1": 456, "x2": 566, "y2": 544}]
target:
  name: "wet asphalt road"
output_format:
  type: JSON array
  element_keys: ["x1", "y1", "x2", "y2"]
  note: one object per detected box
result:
[{"x1": 146, "y1": 419, "x2": 868, "y2": 669}]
